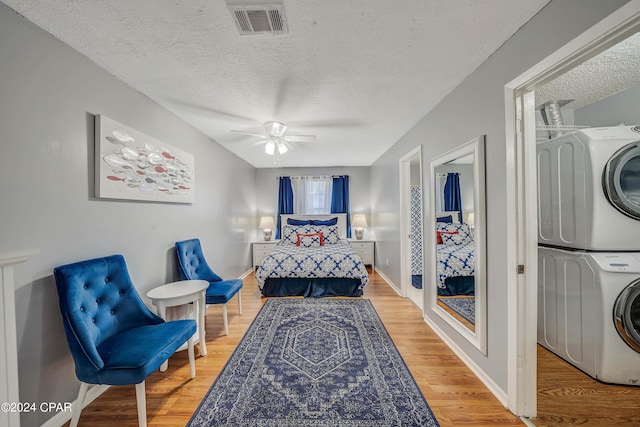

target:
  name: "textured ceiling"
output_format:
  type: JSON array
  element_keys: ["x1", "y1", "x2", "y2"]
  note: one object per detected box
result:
[
  {"x1": 537, "y1": 32, "x2": 640, "y2": 110},
  {"x1": 3, "y1": 0, "x2": 550, "y2": 167}
]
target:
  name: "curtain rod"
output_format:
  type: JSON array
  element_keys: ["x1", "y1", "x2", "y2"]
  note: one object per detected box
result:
[{"x1": 276, "y1": 175, "x2": 349, "y2": 180}]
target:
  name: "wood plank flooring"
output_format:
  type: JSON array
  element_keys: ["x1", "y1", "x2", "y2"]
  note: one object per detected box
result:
[
  {"x1": 65, "y1": 269, "x2": 523, "y2": 426},
  {"x1": 533, "y1": 344, "x2": 640, "y2": 426}
]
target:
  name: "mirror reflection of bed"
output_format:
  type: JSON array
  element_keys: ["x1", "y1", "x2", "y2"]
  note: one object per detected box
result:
[
  {"x1": 435, "y1": 163, "x2": 476, "y2": 331},
  {"x1": 430, "y1": 136, "x2": 485, "y2": 352}
]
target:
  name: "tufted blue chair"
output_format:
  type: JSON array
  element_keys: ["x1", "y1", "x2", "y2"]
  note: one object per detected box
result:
[
  {"x1": 53, "y1": 255, "x2": 197, "y2": 427},
  {"x1": 175, "y1": 238, "x2": 243, "y2": 335}
]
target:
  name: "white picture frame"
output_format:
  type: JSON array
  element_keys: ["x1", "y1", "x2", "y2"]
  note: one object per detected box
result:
[{"x1": 95, "y1": 114, "x2": 195, "y2": 203}]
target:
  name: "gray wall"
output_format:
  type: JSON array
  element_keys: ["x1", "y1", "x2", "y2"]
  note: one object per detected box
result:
[
  {"x1": 255, "y1": 166, "x2": 372, "y2": 239},
  {"x1": 574, "y1": 81, "x2": 640, "y2": 126},
  {"x1": 0, "y1": 4, "x2": 256, "y2": 426},
  {"x1": 370, "y1": 0, "x2": 629, "y2": 393}
]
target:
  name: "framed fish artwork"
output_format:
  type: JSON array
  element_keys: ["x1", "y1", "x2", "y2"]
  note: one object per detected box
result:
[{"x1": 95, "y1": 114, "x2": 195, "y2": 203}]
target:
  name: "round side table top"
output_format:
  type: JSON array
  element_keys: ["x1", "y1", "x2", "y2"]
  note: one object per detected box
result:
[{"x1": 147, "y1": 279, "x2": 209, "y2": 300}]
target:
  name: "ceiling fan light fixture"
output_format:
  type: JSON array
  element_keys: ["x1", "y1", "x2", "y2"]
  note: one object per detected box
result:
[
  {"x1": 265, "y1": 140, "x2": 276, "y2": 155},
  {"x1": 264, "y1": 121, "x2": 287, "y2": 137},
  {"x1": 277, "y1": 142, "x2": 288, "y2": 154}
]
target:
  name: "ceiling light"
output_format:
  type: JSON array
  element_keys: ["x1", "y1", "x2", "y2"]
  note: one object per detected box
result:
[
  {"x1": 265, "y1": 140, "x2": 275, "y2": 155},
  {"x1": 277, "y1": 142, "x2": 288, "y2": 154}
]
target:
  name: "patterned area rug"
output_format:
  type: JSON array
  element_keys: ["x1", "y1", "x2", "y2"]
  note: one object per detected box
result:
[
  {"x1": 439, "y1": 296, "x2": 475, "y2": 325},
  {"x1": 188, "y1": 299, "x2": 439, "y2": 426}
]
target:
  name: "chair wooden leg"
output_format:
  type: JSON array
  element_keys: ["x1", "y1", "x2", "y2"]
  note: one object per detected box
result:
[
  {"x1": 135, "y1": 381, "x2": 147, "y2": 427},
  {"x1": 238, "y1": 291, "x2": 243, "y2": 315},
  {"x1": 187, "y1": 336, "x2": 196, "y2": 379},
  {"x1": 70, "y1": 382, "x2": 89, "y2": 427},
  {"x1": 222, "y1": 303, "x2": 228, "y2": 335}
]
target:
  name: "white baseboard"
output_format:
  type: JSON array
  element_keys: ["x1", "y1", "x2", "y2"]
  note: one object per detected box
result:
[
  {"x1": 238, "y1": 268, "x2": 254, "y2": 280},
  {"x1": 374, "y1": 267, "x2": 401, "y2": 295},
  {"x1": 423, "y1": 314, "x2": 508, "y2": 407},
  {"x1": 41, "y1": 384, "x2": 110, "y2": 427}
]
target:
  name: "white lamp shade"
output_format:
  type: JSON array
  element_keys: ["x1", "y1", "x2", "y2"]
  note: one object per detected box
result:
[
  {"x1": 466, "y1": 212, "x2": 475, "y2": 226},
  {"x1": 259, "y1": 216, "x2": 276, "y2": 229},
  {"x1": 352, "y1": 214, "x2": 368, "y2": 228},
  {"x1": 277, "y1": 142, "x2": 288, "y2": 154},
  {"x1": 264, "y1": 140, "x2": 275, "y2": 155}
]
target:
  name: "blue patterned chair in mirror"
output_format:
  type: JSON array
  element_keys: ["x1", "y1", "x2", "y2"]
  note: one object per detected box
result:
[
  {"x1": 53, "y1": 254, "x2": 197, "y2": 427},
  {"x1": 175, "y1": 238, "x2": 243, "y2": 335}
]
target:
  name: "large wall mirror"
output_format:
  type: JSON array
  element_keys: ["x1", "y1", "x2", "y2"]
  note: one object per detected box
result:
[{"x1": 429, "y1": 135, "x2": 486, "y2": 354}]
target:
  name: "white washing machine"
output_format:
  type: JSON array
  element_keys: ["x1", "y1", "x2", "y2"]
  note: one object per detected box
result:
[
  {"x1": 538, "y1": 246, "x2": 640, "y2": 385},
  {"x1": 537, "y1": 125, "x2": 640, "y2": 250}
]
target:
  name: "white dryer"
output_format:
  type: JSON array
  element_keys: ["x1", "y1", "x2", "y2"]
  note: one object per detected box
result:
[
  {"x1": 538, "y1": 246, "x2": 640, "y2": 385},
  {"x1": 537, "y1": 126, "x2": 640, "y2": 250}
]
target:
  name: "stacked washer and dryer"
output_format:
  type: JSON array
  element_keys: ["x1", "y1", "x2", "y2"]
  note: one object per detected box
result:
[{"x1": 537, "y1": 125, "x2": 640, "y2": 385}]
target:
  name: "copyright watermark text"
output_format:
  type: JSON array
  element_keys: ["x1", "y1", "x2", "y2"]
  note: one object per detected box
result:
[{"x1": 1, "y1": 402, "x2": 72, "y2": 413}]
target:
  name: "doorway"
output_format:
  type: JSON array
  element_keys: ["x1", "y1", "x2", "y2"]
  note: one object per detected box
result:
[
  {"x1": 400, "y1": 146, "x2": 424, "y2": 311},
  {"x1": 505, "y1": 1, "x2": 640, "y2": 419}
]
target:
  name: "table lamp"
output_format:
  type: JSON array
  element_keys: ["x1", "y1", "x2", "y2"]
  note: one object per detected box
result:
[
  {"x1": 259, "y1": 216, "x2": 276, "y2": 241},
  {"x1": 352, "y1": 214, "x2": 368, "y2": 240}
]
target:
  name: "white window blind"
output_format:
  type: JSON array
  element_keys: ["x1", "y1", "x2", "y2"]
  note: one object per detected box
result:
[{"x1": 291, "y1": 176, "x2": 332, "y2": 214}]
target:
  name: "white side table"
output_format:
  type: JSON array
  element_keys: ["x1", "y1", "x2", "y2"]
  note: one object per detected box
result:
[{"x1": 147, "y1": 279, "x2": 209, "y2": 371}]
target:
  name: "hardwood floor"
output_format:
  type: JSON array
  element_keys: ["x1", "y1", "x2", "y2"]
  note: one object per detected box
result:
[
  {"x1": 533, "y1": 345, "x2": 640, "y2": 426},
  {"x1": 65, "y1": 269, "x2": 523, "y2": 426}
]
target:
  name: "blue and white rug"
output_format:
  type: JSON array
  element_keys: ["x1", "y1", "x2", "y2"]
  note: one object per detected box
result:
[
  {"x1": 188, "y1": 299, "x2": 439, "y2": 426},
  {"x1": 439, "y1": 296, "x2": 475, "y2": 325}
]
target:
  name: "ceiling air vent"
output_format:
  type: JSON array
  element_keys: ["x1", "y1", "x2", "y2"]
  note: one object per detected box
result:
[{"x1": 228, "y1": 4, "x2": 288, "y2": 36}]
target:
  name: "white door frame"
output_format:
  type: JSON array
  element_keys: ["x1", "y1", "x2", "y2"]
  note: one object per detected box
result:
[
  {"x1": 399, "y1": 145, "x2": 423, "y2": 304},
  {"x1": 504, "y1": 1, "x2": 640, "y2": 417}
]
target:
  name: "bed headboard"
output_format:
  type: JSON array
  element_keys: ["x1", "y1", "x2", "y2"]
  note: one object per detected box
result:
[{"x1": 280, "y1": 214, "x2": 348, "y2": 239}]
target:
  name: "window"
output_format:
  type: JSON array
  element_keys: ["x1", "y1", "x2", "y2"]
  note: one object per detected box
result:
[
  {"x1": 435, "y1": 173, "x2": 447, "y2": 213},
  {"x1": 291, "y1": 176, "x2": 332, "y2": 214}
]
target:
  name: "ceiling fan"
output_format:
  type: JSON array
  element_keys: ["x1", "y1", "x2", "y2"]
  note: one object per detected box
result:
[{"x1": 231, "y1": 121, "x2": 317, "y2": 161}]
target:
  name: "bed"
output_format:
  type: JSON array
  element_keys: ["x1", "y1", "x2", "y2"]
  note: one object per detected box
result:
[
  {"x1": 256, "y1": 214, "x2": 369, "y2": 297},
  {"x1": 435, "y1": 219, "x2": 475, "y2": 296}
]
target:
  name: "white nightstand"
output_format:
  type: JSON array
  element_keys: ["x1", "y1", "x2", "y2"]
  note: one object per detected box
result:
[
  {"x1": 252, "y1": 240, "x2": 280, "y2": 268},
  {"x1": 348, "y1": 239, "x2": 375, "y2": 270}
]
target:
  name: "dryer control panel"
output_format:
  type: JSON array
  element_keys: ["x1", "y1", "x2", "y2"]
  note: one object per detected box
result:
[{"x1": 590, "y1": 252, "x2": 640, "y2": 273}]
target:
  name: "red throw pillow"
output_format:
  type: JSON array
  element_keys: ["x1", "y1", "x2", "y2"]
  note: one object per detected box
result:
[
  {"x1": 437, "y1": 230, "x2": 458, "y2": 244},
  {"x1": 296, "y1": 232, "x2": 324, "y2": 247}
]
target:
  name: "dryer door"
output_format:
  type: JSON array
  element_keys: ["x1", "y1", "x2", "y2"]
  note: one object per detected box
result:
[
  {"x1": 613, "y1": 279, "x2": 640, "y2": 353},
  {"x1": 603, "y1": 141, "x2": 640, "y2": 220}
]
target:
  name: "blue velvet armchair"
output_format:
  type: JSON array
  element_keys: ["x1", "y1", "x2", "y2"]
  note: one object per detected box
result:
[
  {"x1": 175, "y1": 238, "x2": 243, "y2": 335},
  {"x1": 53, "y1": 255, "x2": 197, "y2": 427}
]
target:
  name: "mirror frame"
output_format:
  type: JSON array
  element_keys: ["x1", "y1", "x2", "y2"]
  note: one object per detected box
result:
[{"x1": 429, "y1": 135, "x2": 486, "y2": 354}]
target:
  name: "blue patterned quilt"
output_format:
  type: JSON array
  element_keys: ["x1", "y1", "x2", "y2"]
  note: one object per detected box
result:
[
  {"x1": 256, "y1": 240, "x2": 369, "y2": 289},
  {"x1": 436, "y1": 242, "x2": 474, "y2": 289}
]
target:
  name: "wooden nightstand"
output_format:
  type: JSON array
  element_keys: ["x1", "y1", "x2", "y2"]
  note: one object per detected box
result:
[
  {"x1": 348, "y1": 240, "x2": 375, "y2": 270},
  {"x1": 252, "y1": 240, "x2": 279, "y2": 268}
]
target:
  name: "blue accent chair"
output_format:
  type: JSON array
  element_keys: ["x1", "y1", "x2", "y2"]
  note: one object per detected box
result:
[
  {"x1": 53, "y1": 255, "x2": 197, "y2": 427},
  {"x1": 175, "y1": 238, "x2": 243, "y2": 335}
]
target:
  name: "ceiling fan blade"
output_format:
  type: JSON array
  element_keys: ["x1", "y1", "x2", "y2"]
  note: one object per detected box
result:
[
  {"x1": 230, "y1": 130, "x2": 268, "y2": 138},
  {"x1": 282, "y1": 135, "x2": 316, "y2": 142}
]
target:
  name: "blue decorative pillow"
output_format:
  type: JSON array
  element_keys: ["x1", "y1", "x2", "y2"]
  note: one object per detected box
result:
[
  {"x1": 437, "y1": 215, "x2": 453, "y2": 223},
  {"x1": 287, "y1": 218, "x2": 313, "y2": 226},
  {"x1": 311, "y1": 217, "x2": 338, "y2": 226}
]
